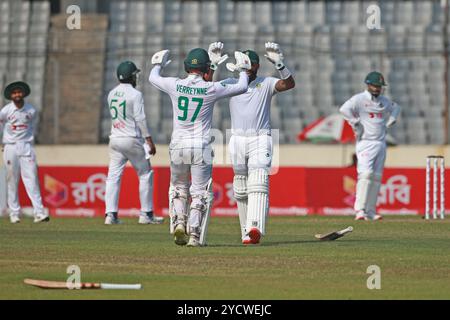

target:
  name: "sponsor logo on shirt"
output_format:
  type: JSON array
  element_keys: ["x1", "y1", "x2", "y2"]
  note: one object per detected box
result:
[
  {"x1": 113, "y1": 121, "x2": 126, "y2": 129},
  {"x1": 11, "y1": 124, "x2": 28, "y2": 130}
]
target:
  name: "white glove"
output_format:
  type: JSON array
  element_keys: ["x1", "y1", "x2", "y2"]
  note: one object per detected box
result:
[
  {"x1": 151, "y1": 49, "x2": 171, "y2": 68},
  {"x1": 225, "y1": 51, "x2": 251, "y2": 72},
  {"x1": 208, "y1": 42, "x2": 228, "y2": 71},
  {"x1": 386, "y1": 116, "x2": 396, "y2": 128},
  {"x1": 264, "y1": 42, "x2": 285, "y2": 70}
]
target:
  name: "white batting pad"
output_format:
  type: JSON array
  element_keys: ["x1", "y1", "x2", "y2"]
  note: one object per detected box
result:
[
  {"x1": 233, "y1": 175, "x2": 248, "y2": 239},
  {"x1": 168, "y1": 184, "x2": 189, "y2": 234},
  {"x1": 246, "y1": 169, "x2": 269, "y2": 235}
]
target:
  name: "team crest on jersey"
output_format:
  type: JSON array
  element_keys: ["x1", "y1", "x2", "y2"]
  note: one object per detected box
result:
[{"x1": 256, "y1": 83, "x2": 262, "y2": 89}]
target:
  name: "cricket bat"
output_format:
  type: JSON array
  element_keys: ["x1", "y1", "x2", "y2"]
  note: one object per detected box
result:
[
  {"x1": 24, "y1": 278, "x2": 142, "y2": 290},
  {"x1": 315, "y1": 226, "x2": 353, "y2": 241}
]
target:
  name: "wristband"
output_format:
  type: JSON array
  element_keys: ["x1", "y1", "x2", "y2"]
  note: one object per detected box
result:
[{"x1": 278, "y1": 65, "x2": 292, "y2": 79}]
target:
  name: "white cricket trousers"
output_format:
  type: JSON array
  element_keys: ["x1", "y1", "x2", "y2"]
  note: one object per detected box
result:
[
  {"x1": 356, "y1": 140, "x2": 386, "y2": 175},
  {"x1": 354, "y1": 140, "x2": 386, "y2": 215},
  {"x1": 3, "y1": 143, "x2": 44, "y2": 216},
  {"x1": 229, "y1": 134, "x2": 272, "y2": 236},
  {"x1": 229, "y1": 134, "x2": 273, "y2": 175},
  {"x1": 105, "y1": 137, "x2": 153, "y2": 213},
  {"x1": 169, "y1": 139, "x2": 213, "y2": 228}
]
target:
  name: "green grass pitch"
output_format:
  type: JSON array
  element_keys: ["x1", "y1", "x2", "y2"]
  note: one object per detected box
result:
[{"x1": 0, "y1": 216, "x2": 449, "y2": 299}]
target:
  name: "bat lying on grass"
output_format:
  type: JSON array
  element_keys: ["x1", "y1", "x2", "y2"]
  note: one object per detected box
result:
[
  {"x1": 315, "y1": 226, "x2": 354, "y2": 241},
  {"x1": 24, "y1": 278, "x2": 142, "y2": 290}
]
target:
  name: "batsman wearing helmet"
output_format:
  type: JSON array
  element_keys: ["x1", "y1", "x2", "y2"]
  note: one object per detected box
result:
[
  {"x1": 339, "y1": 72, "x2": 401, "y2": 221},
  {"x1": 149, "y1": 45, "x2": 251, "y2": 247},
  {"x1": 0, "y1": 81, "x2": 48, "y2": 224},
  {"x1": 219, "y1": 42, "x2": 295, "y2": 244},
  {"x1": 104, "y1": 61, "x2": 163, "y2": 225}
]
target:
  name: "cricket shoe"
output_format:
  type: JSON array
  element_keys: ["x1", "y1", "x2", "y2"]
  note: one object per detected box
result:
[
  {"x1": 10, "y1": 215, "x2": 20, "y2": 224},
  {"x1": 242, "y1": 235, "x2": 253, "y2": 245},
  {"x1": 367, "y1": 212, "x2": 383, "y2": 221},
  {"x1": 174, "y1": 224, "x2": 188, "y2": 246},
  {"x1": 138, "y1": 212, "x2": 164, "y2": 225},
  {"x1": 34, "y1": 214, "x2": 50, "y2": 223},
  {"x1": 354, "y1": 211, "x2": 367, "y2": 221},
  {"x1": 186, "y1": 234, "x2": 201, "y2": 247},
  {"x1": 104, "y1": 212, "x2": 122, "y2": 225},
  {"x1": 247, "y1": 228, "x2": 261, "y2": 244}
]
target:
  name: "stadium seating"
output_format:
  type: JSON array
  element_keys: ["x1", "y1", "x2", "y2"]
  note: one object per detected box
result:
[{"x1": 90, "y1": 0, "x2": 450, "y2": 144}]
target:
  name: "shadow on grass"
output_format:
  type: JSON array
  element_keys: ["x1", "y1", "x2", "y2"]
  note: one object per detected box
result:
[{"x1": 207, "y1": 239, "x2": 366, "y2": 247}]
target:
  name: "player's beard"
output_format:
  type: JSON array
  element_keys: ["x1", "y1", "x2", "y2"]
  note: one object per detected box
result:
[
  {"x1": 369, "y1": 87, "x2": 381, "y2": 98},
  {"x1": 247, "y1": 70, "x2": 257, "y2": 83},
  {"x1": 131, "y1": 74, "x2": 137, "y2": 88},
  {"x1": 12, "y1": 96, "x2": 24, "y2": 106}
]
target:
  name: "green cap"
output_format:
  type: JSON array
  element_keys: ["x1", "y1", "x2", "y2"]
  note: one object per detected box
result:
[
  {"x1": 242, "y1": 50, "x2": 259, "y2": 64},
  {"x1": 365, "y1": 71, "x2": 387, "y2": 86},
  {"x1": 4, "y1": 81, "x2": 31, "y2": 100},
  {"x1": 117, "y1": 61, "x2": 140, "y2": 81},
  {"x1": 184, "y1": 48, "x2": 211, "y2": 73}
]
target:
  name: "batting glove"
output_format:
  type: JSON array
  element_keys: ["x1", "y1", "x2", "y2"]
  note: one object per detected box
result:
[
  {"x1": 226, "y1": 51, "x2": 251, "y2": 73},
  {"x1": 208, "y1": 42, "x2": 229, "y2": 71},
  {"x1": 264, "y1": 42, "x2": 285, "y2": 70},
  {"x1": 151, "y1": 49, "x2": 171, "y2": 68}
]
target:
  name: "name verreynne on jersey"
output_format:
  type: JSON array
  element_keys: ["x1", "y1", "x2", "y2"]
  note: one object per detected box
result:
[{"x1": 176, "y1": 84, "x2": 208, "y2": 95}]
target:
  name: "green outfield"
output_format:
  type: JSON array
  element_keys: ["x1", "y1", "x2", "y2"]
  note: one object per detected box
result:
[{"x1": 0, "y1": 216, "x2": 449, "y2": 300}]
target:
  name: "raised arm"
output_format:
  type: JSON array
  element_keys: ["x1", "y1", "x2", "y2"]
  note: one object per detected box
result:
[
  {"x1": 264, "y1": 42, "x2": 295, "y2": 92},
  {"x1": 214, "y1": 51, "x2": 251, "y2": 99},
  {"x1": 205, "y1": 41, "x2": 229, "y2": 82},
  {"x1": 148, "y1": 50, "x2": 174, "y2": 93},
  {"x1": 214, "y1": 71, "x2": 249, "y2": 99},
  {"x1": 275, "y1": 76, "x2": 295, "y2": 92}
]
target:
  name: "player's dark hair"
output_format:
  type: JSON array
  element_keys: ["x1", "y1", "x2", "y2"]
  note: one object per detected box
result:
[{"x1": 119, "y1": 75, "x2": 137, "y2": 87}]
